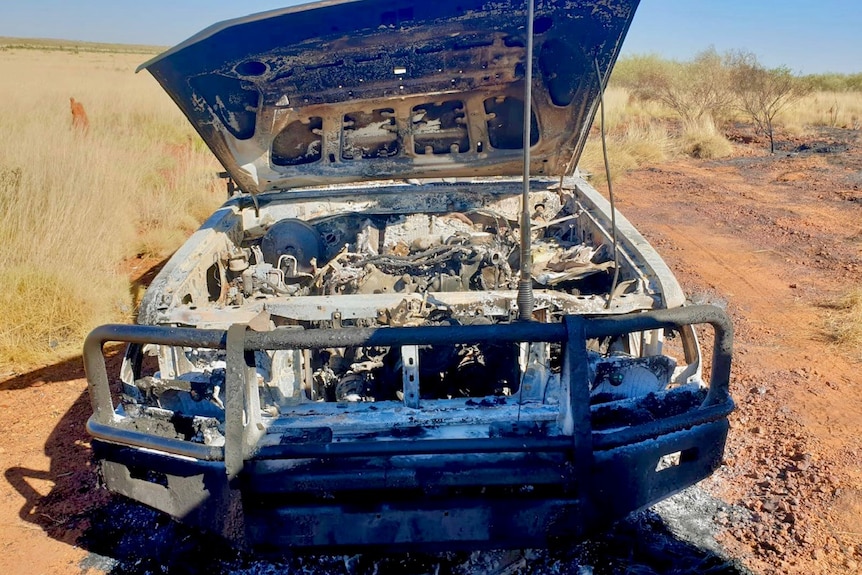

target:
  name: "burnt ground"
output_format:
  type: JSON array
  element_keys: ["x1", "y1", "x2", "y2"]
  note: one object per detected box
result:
[{"x1": 1, "y1": 126, "x2": 861, "y2": 574}]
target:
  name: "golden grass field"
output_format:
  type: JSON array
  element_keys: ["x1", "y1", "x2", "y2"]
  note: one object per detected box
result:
[
  {"x1": 0, "y1": 46, "x2": 222, "y2": 367},
  {"x1": 0, "y1": 41, "x2": 860, "y2": 369}
]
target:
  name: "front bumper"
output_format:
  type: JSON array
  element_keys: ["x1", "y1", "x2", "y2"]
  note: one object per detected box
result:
[{"x1": 85, "y1": 305, "x2": 733, "y2": 550}]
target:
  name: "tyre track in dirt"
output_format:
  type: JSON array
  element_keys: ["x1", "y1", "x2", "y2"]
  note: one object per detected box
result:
[{"x1": 614, "y1": 135, "x2": 862, "y2": 574}]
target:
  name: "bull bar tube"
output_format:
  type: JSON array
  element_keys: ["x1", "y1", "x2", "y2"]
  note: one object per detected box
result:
[{"x1": 83, "y1": 304, "x2": 733, "y2": 550}]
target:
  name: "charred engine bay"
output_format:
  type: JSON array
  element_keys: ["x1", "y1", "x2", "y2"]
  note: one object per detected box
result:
[
  {"x1": 171, "y1": 190, "x2": 609, "y2": 404},
  {"x1": 120, "y1": 182, "x2": 703, "y2": 450},
  {"x1": 194, "y1": 187, "x2": 617, "y2": 307}
]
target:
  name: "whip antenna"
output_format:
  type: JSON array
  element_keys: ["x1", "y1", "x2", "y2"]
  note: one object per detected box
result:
[{"x1": 517, "y1": 0, "x2": 536, "y2": 322}]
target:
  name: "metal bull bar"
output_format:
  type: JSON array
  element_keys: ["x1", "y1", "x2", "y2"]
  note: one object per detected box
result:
[{"x1": 84, "y1": 305, "x2": 733, "y2": 473}]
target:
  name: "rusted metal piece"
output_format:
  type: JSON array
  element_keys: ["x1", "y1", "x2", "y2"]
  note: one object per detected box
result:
[{"x1": 401, "y1": 344, "x2": 420, "y2": 408}]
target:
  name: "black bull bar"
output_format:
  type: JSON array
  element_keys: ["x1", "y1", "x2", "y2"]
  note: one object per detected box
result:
[{"x1": 84, "y1": 305, "x2": 733, "y2": 550}]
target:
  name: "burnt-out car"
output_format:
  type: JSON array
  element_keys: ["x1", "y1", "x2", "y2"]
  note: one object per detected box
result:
[{"x1": 84, "y1": 0, "x2": 733, "y2": 551}]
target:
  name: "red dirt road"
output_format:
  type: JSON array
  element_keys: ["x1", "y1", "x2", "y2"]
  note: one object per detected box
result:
[
  {"x1": 615, "y1": 129, "x2": 862, "y2": 574},
  {"x1": 1, "y1": 128, "x2": 860, "y2": 574}
]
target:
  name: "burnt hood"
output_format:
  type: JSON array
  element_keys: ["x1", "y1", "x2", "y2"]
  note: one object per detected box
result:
[{"x1": 141, "y1": 0, "x2": 639, "y2": 195}]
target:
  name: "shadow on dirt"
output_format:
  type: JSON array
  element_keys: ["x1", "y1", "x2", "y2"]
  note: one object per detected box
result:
[
  {"x1": 2, "y1": 353, "x2": 83, "y2": 392},
  {"x1": 2, "y1": 352, "x2": 122, "y2": 550},
  {"x1": 3, "y1": 355, "x2": 752, "y2": 575}
]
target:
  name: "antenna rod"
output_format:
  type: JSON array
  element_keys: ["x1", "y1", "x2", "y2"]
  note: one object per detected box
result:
[{"x1": 517, "y1": 0, "x2": 535, "y2": 322}]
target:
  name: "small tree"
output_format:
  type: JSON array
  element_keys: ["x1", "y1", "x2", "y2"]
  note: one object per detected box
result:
[
  {"x1": 729, "y1": 52, "x2": 810, "y2": 153},
  {"x1": 623, "y1": 48, "x2": 736, "y2": 125}
]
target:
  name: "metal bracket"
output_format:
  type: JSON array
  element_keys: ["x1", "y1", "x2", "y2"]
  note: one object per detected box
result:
[
  {"x1": 402, "y1": 345, "x2": 420, "y2": 408},
  {"x1": 564, "y1": 315, "x2": 593, "y2": 502},
  {"x1": 225, "y1": 324, "x2": 264, "y2": 479}
]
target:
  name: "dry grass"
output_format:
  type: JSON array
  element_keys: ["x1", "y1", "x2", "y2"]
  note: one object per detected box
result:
[
  {"x1": 0, "y1": 36, "x2": 165, "y2": 55},
  {"x1": 780, "y1": 91, "x2": 862, "y2": 132},
  {"x1": 578, "y1": 87, "x2": 861, "y2": 182},
  {"x1": 579, "y1": 87, "x2": 673, "y2": 182},
  {"x1": 822, "y1": 288, "x2": 862, "y2": 357},
  {"x1": 593, "y1": 87, "x2": 676, "y2": 132},
  {"x1": 580, "y1": 74, "x2": 862, "y2": 180},
  {"x1": 0, "y1": 49, "x2": 221, "y2": 368},
  {"x1": 580, "y1": 119, "x2": 671, "y2": 184},
  {"x1": 678, "y1": 117, "x2": 733, "y2": 159},
  {"x1": 579, "y1": 86, "x2": 732, "y2": 182}
]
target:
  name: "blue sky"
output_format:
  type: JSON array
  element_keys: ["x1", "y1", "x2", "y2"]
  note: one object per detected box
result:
[{"x1": 0, "y1": 0, "x2": 859, "y2": 74}]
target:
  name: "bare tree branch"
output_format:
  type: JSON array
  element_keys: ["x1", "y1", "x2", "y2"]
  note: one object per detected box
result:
[{"x1": 728, "y1": 51, "x2": 811, "y2": 153}]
